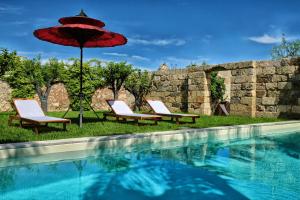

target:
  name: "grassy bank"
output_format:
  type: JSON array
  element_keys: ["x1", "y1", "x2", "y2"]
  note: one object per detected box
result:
[{"x1": 0, "y1": 111, "x2": 284, "y2": 144}]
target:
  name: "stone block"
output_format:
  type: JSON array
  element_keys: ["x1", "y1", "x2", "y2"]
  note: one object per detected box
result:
[
  {"x1": 276, "y1": 65, "x2": 297, "y2": 74},
  {"x1": 256, "y1": 97, "x2": 262, "y2": 104},
  {"x1": 272, "y1": 75, "x2": 288, "y2": 82},
  {"x1": 256, "y1": 111, "x2": 280, "y2": 118},
  {"x1": 278, "y1": 105, "x2": 292, "y2": 112},
  {"x1": 262, "y1": 97, "x2": 277, "y2": 105},
  {"x1": 267, "y1": 90, "x2": 280, "y2": 97},
  {"x1": 266, "y1": 106, "x2": 277, "y2": 112},
  {"x1": 256, "y1": 83, "x2": 265, "y2": 90},
  {"x1": 256, "y1": 90, "x2": 266, "y2": 98},
  {"x1": 230, "y1": 104, "x2": 253, "y2": 116},
  {"x1": 256, "y1": 105, "x2": 265, "y2": 111},
  {"x1": 257, "y1": 75, "x2": 273, "y2": 83},
  {"x1": 260, "y1": 66, "x2": 276, "y2": 75},
  {"x1": 292, "y1": 105, "x2": 300, "y2": 113},
  {"x1": 278, "y1": 82, "x2": 292, "y2": 90},
  {"x1": 240, "y1": 97, "x2": 253, "y2": 105},
  {"x1": 232, "y1": 75, "x2": 254, "y2": 84},
  {"x1": 231, "y1": 84, "x2": 241, "y2": 91},
  {"x1": 241, "y1": 83, "x2": 254, "y2": 90},
  {"x1": 230, "y1": 96, "x2": 241, "y2": 104},
  {"x1": 265, "y1": 83, "x2": 277, "y2": 90}
]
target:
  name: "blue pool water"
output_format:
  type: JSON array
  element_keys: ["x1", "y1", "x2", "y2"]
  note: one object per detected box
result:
[{"x1": 0, "y1": 131, "x2": 299, "y2": 200}]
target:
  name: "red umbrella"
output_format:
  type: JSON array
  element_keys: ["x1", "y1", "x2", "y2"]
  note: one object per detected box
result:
[{"x1": 34, "y1": 10, "x2": 127, "y2": 127}]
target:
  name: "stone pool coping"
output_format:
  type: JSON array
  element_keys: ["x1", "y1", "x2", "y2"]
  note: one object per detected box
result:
[{"x1": 0, "y1": 120, "x2": 300, "y2": 160}]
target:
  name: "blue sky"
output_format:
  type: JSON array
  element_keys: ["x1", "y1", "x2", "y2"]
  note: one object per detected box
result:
[{"x1": 0, "y1": 0, "x2": 299, "y2": 70}]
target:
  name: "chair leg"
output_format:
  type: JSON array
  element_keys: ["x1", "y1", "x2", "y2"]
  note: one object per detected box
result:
[
  {"x1": 176, "y1": 118, "x2": 180, "y2": 125},
  {"x1": 34, "y1": 127, "x2": 39, "y2": 134},
  {"x1": 63, "y1": 123, "x2": 67, "y2": 131},
  {"x1": 8, "y1": 116, "x2": 12, "y2": 126},
  {"x1": 134, "y1": 119, "x2": 139, "y2": 125},
  {"x1": 192, "y1": 117, "x2": 196, "y2": 123}
]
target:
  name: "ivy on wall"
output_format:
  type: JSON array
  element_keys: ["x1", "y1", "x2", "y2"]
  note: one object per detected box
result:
[{"x1": 210, "y1": 71, "x2": 225, "y2": 113}]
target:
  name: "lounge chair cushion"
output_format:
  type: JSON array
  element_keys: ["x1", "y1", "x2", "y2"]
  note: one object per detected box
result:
[
  {"x1": 107, "y1": 100, "x2": 134, "y2": 115},
  {"x1": 147, "y1": 100, "x2": 171, "y2": 114},
  {"x1": 14, "y1": 100, "x2": 45, "y2": 118},
  {"x1": 26, "y1": 116, "x2": 69, "y2": 122}
]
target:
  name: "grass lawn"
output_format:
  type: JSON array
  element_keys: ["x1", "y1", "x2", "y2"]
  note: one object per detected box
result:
[{"x1": 0, "y1": 111, "x2": 284, "y2": 144}]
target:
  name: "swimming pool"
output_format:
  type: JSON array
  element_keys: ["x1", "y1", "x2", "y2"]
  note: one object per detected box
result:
[{"x1": 0, "y1": 125, "x2": 299, "y2": 200}]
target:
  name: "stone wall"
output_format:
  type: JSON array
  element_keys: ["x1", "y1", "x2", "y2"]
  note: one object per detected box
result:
[
  {"x1": 0, "y1": 80, "x2": 12, "y2": 112},
  {"x1": 1, "y1": 57, "x2": 300, "y2": 118},
  {"x1": 148, "y1": 68, "x2": 211, "y2": 115},
  {"x1": 148, "y1": 58, "x2": 300, "y2": 117},
  {"x1": 255, "y1": 58, "x2": 300, "y2": 117},
  {"x1": 91, "y1": 87, "x2": 134, "y2": 110}
]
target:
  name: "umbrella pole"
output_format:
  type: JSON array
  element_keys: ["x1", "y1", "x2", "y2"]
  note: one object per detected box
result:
[{"x1": 79, "y1": 46, "x2": 83, "y2": 128}]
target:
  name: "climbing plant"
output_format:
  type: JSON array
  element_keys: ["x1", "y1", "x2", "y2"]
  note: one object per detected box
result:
[{"x1": 210, "y1": 71, "x2": 225, "y2": 113}]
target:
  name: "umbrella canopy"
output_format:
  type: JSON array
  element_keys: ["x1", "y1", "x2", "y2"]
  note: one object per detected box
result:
[
  {"x1": 33, "y1": 10, "x2": 127, "y2": 127},
  {"x1": 34, "y1": 10, "x2": 127, "y2": 47}
]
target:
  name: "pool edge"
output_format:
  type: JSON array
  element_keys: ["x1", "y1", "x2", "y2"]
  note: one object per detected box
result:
[{"x1": 0, "y1": 120, "x2": 299, "y2": 159}]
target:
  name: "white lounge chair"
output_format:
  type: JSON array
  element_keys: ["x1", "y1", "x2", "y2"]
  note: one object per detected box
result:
[
  {"x1": 104, "y1": 100, "x2": 161, "y2": 125},
  {"x1": 146, "y1": 100, "x2": 199, "y2": 124},
  {"x1": 10, "y1": 99, "x2": 71, "y2": 134}
]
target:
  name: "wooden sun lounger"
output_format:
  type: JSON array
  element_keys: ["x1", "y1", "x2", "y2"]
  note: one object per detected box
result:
[
  {"x1": 9, "y1": 98, "x2": 71, "y2": 134},
  {"x1": 104, "y1": 100, "x2": 161, "y2": 125},
  {"x1": 146, "y1": 100, "x2": 200, "y2": 124}
]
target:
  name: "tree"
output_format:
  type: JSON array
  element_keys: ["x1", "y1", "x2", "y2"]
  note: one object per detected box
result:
[
  {"x1": 272, "y1": 35, "x2": 300, "y2": 60},
  {"x1": 64, "y1": 58, "x2": 103, "y2": 110},
  {"x1": 0, "y1": 48, "x2": 17, "y2": 78},
  {"x1": 210, "y1": 71, "x2": 225, "y2": 113},
  {"x1": 102, "y1": 61, "x2": 133, "y2": 100},
  {"x1": 4, "y1": 56, "x2": 36, "y2": 98},
  {"x1": 125, "y1": 70, "x2": 154, "y2": 111},
  {"x1": 37, "y1": 58, "x2": 66, "y2": 112},
  {"x1": 5, "y1": 56, "x2": 66, "y2": 112}
]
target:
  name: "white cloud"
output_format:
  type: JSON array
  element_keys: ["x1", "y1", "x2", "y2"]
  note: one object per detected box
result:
[
  {"x1": 103, "y1": 52, "x2": 150, "y2": 62},
  {"x1": 18, "y1": 51, "x2": 44, "y2": 56},
  {"x1": 201, "y1": 34, "x2": 213, "y2": 43},
  {"x1": 128, "y1": 37, "x2": 186, "y2": 46},
  {"x1": 248, "y1": 34, "x2": 282, "y2": 44},
  {"x1": 14, "y1": 32, "x2": 29, "y2": 37},
  {"x1": 0, "y1": 4, "x2": 23, "y2": 14},
  {"x1": 103, "y1": 52, "x2": 128, "y2": 57},
  {"x1": 131, "y1": 55, "x2": 150, "y2": 61},
  {"x1": 162, "y1": 56, "x2": 209, "y2": 67}
]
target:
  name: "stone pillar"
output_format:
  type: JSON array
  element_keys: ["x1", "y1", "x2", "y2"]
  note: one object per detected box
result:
[{"x1": 230, "y1": 61, "x2": 256, "y2": 117}]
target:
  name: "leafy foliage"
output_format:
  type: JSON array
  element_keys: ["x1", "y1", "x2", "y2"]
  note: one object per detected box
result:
[
  {"x1": 64, "y1": 58, "x2": 103, "y2": 111},
  {"x1": 210, "y1": 71, "x2": 225, "y2": 112},
  {"x1": 102, "y1": 61, "x2": 133, "y2": 99},
  {"x1": 0, "y1": 48, "x2": 17, "y2": 78},
  {"x1": 125, "y1": 70, "x2": 154, "y2": 111},
  {"x1": 5, "y1": 55, "x2": 67, "y2": 111},
  {"x1": 4, "y1": 56, "x2": 36, "y2": 98},
  {"x1": 272, "y1": 35, "x2": 300, "y2": 60}
]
